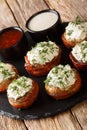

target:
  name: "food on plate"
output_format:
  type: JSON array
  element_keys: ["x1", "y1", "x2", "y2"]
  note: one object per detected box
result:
[
  {"x1": 69, "y1": 40, "x2": 87, "y2": 70},
  {"x1": 7, "y1": 76, "x2": 39, "y2": 109},
  {"x1": 0, "y1": 61, "x2": 19, "y2": 93},
  {"x1": 62, "y1": 17, "x2": 87, "y2": 48},
  {"x1": 44, "y1": 64, "x2": 81, "y2": 99},
  {"x1": 25, "y1": 41, "x2": 62, "y2": 76}
]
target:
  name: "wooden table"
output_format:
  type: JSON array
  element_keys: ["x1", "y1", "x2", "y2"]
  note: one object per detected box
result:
[{"x1": 0, "y1": 0, "x2": 87, "y2": 130}]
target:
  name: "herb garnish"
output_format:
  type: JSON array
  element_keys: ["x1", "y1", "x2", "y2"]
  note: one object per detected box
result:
[
  {"x1": 72, "y1": 16, "x2": 82, "y2": 25},
  {"x1": 67, "y1": 30, "x2": 73, "y2": 36}
]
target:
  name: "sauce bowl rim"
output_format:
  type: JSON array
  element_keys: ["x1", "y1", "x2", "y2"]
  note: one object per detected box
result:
[
  {"x1": 0, "y1": 26, "x2": 24, "y2": 51},
  {"x1": 26, "y1": 9, "x2": 61, "y2": 33}
]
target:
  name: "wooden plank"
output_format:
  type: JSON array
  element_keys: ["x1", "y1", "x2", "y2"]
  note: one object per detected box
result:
[
  {"x1": 6, "y1": 0, "x2": 48, "y2": 30},
  {"x1": 71, "y1": 100, "x2": 87, "y2": 130},
  {"x1": 17, "y1": 0, "x2": 48, "y2": 20},
  {"x1": 54, "y1": 111, "x2": 82, "y2": 130},
  {"x1": 6, "y1": 0, "x2": 26, "y2": 30},
  {"x1": 0, "y1": 0, "x2": 17, "y2": 29},
  {"x1": 0, "y1": 115, "x2": 27, "y2": 130},
  {"x1": 44, "y1": 0, "x2": 87, "y2": 22},
  {"x1": 24, "y1": 111, "x2": 81, "y2": 130}
]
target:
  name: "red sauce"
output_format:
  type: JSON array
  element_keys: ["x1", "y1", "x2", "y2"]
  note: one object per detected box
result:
[{"x1": 0, "y1": 29, "x2": 22, "y2": 49}]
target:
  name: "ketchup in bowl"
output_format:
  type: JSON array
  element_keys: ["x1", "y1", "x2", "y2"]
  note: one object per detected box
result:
[
  {"x1": 0, "y1": 29, "x2": 22, "y2": 49},
  {"x1": 0, "y1": 27, "x2": 28, "y2": 60}
]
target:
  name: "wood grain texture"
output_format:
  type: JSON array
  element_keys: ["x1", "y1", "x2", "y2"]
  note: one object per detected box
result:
[
  {"x1": 0, "y1": 0, "x2": 17, "y2": 29},
  {"x1": 71, "y1": 100, "x2": 87, "y2": 130},
  {"x1": 45, "y1": 0, "x2": 87, "y2": 22},
  {"x1": 54, "y1": 111, "x2": 81, "y2": 130},
  {"x1": 24, "y1": 111, "x2": 82, "y2": 130},
  {"x1": 0, "y1": 0, "x2": 87, "y2": 130},
  {"x1": 17, "y1": 0, "x2": 48, "y2": 20},
  {"x1": 0, "y1": 115, "x2": 26, "y2": 130}
]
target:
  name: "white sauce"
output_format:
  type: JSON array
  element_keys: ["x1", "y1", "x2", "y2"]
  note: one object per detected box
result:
[
  {"x1": 71, "y1": 40, "x2": 87, "y2": 63},
  {"x1": 28, "y1": 12, "x2": 58, "y2": 31},
  {"x1": 65, "y1": 20, "x2": 87, "y2": 41},
  {"x1": 27, "y1": 41, "x2": 59, "y2": 65},
  {"x1": 7, "y1": 76, "x2": 32, "y2": 100},
  {"x1": 45, "y1": 64, "x2": 76, "y2": 90},
  {"x1": 0, "y1": 62, "x2": 16, "y2": 83}
]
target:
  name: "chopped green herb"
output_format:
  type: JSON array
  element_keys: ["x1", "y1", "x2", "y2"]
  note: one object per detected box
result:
[
  {"x1": 44, "y1": 77, "x2": 52, "y2": 85},
  {"x1": 67, "y1": 30, "x2": 73, "y2": 36},
  {"x1": 45, "y1": 65, "x2": 76, "y2": 89},
  {"x1": 2, "y1": 69, "x2": 13, "y2": 79},
  {"x1": 72, "y1": 17, "x2": 82, "y2": 25}
]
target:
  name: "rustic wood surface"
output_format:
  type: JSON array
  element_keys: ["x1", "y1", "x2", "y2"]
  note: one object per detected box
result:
[{"x1": 0, "y1": 0, "x2": 87, "y2": 130}]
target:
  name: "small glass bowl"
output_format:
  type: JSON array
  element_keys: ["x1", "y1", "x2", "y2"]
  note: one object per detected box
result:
[
  {"x1": 26, "y1": 9, "x2": 62, "y2": 43},
  {"x1": 0, "y1": 26, "x2": 28, "y2": 60}
]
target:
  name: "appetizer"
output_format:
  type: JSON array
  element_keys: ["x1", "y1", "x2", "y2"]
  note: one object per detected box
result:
[
  {"x1": 62, "y1": 17, "x2": 87, "y2": 48},
  {"x1": 25, "y1": 41, "x2": 62, "y2": 76},
  {"x1": 45, "y1": 64, "x2": 81, "y2": 99},
  {"x1": 69, "y1": 40, "x2": 87, "y2": 70},
  {"x1": 0, "y1": 61, "x2": 18, "y2": 93},
  {"x1": 7, "y1": 76, "x2": 39, "y2": 109}
]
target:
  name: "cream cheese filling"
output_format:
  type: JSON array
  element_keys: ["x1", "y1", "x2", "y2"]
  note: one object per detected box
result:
[
  {"x1": 65, "y1": 18, "x2": 87, "y2": 41},
  {"x1": 71, "y1": 40, "x2": 87, "y2": 63},
  {"x1": 7, "y1": 76, "x2": 33, "y2": 100},
  {"x1": 45, "y1": 64, "x2": 76, "y2": 90},
  {"x1": 27, "y1": 41, "x2": 59, "y2": 65},
  {"x1": 0, "y1": 61, "x2": 16, "y2": 83}
]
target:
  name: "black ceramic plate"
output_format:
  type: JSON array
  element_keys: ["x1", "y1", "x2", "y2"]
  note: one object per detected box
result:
[{"x1": 0, "y1": 23, "x2": 87, "y2": 120}]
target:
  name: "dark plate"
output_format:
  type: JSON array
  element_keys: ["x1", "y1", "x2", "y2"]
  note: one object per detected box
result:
[{"x1": 0, "y1": 23, "x2": 87, "y2": 120}]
